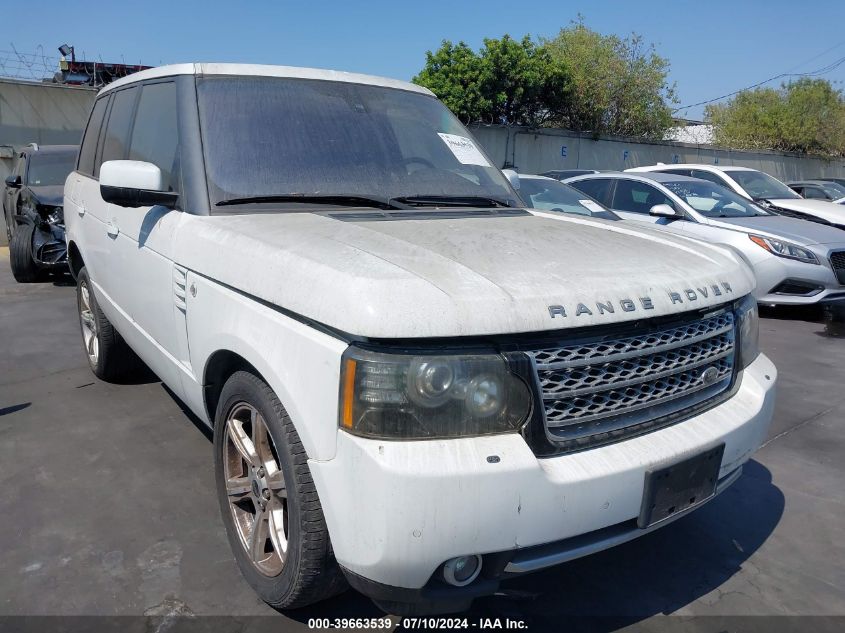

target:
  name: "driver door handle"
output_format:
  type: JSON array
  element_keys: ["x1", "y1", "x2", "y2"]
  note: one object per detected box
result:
[{"x1": 106, "y1": 220, "x2": 119, "y2": 238}]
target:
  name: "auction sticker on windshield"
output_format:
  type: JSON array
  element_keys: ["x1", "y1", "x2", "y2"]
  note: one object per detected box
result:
[
  {"x1": 437, "y1": 133, "x2": 490, "y2": 166},
  {"x1": 579, "y1": 199, "x2": 605, "y2": 213}
]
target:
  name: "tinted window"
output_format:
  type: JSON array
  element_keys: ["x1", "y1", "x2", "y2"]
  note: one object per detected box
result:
[
  {"x1": 802, "y1": 186, "x2": 827, "y2": 199},
  {"x1": 78, "y1": 97, "x2": 109, "y2": 176},
  {"x1": 569, "y1": 178, "x2": 612, "y2": 204},
  {"x1": 128, "y1": 82, "x2": 179, "y2": 191},
  {"x1": 518, "y1": 177, "x2": 618, "y2": 220},
  {"x1": 611, "y1": 179, "x2": 675, "y2": 214},
  {"x1": 99, "y1": 87, "x2": 138, "y2": 173},
  {"x1": 659, "y1": 168, "x2": 693, "y2": 177}
]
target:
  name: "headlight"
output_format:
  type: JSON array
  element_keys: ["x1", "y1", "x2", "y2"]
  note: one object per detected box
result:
[
  {"x1": 749, "y1": 234, "x2": 819, "y2": 264},
  {"x1": 735, "y1": 294, "x2": 760, "y2": 369},
  {"x1": 338, "y1": 347, "x2": 532, "y2": 439}
]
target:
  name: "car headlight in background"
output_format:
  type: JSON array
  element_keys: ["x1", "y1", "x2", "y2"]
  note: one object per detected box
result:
[
  {"x1": 749, "y1": 235, "x2": 819, "y2": 264},
  {"x1": 736, "y1": 294, "x2": 760, "y2": 369},
  {"x1": 338, "y1": 347, "x2": 531, "y2": 439}
]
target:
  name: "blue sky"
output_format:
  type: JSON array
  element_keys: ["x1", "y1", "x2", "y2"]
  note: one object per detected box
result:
[{"x1": 7, "y1": 0, "x2": 845, "y2": 119}]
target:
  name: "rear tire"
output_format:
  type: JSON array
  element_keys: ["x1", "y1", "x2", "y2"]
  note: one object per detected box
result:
[
  {"x1": 76, "y1": 266, "x2": 142, "y2": 381},
  {"x1": 214, "y1": 371, "x2": 347, "y2": 609},
  {"x1": 9, "y1": 224, "x2": 40, "y2": 283}
]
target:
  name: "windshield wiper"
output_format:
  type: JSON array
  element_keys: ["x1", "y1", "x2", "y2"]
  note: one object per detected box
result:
[
  {"x1": 216, "y1": 194, "x2": 407, "y2": 210},
  {"x1": 390, "y1": 195, "x2": 512, "y2": 208}
]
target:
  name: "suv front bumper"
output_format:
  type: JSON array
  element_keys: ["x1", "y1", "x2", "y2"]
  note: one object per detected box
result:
[{"x1": 309, "y1": 353, "x2": 776, "y2": 609}]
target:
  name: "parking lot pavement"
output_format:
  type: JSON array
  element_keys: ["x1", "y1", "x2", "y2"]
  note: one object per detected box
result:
[{"x1": 1, "y1": 249, "x2": 844, "y2": 629}]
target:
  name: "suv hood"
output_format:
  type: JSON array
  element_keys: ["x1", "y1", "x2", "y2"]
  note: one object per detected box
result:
[
  {"x1": 27, "y1": 185, "x2": 65, "y2": 208},
  {"x1": 707, "y1": 215, "x2": 845, "y2": 246},
  {"x1": 177, "y1": 211, "x2": 754, "y2": 339},
  {"x1": 765, "y1": 198, "x2": 845, "y2": 225}
]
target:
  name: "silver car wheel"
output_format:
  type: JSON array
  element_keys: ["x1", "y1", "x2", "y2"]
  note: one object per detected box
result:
[
  {"x1": 79, "y1": 281, "x2": 99, "y2": 366},
  {"x1": 223, "y1": 402, "x2": 289, "y2": 577}
]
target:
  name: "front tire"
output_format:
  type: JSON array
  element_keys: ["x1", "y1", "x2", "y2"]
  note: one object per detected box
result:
[
  {"x1": 214, "y1": 371, "x2": 347, "y2": 609},
  {"x1": 9, "y1": 223, "x2": 39, "y2": 282},
  {"x1": 76, "y1": 266, "x2": 142, "y2": 380}
]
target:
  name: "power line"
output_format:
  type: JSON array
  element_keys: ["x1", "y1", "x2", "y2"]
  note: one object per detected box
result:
[{"x1": 674, "y1": 42, "x2": 845, "y2": 113}]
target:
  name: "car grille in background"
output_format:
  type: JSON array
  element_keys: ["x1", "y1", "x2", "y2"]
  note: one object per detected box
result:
[
  {"x1": 526, "y1": 310, "x2": 736, "y2": 451},
  {"x1": 831, "y1": 251, "x2": 845, "y2": 284}
]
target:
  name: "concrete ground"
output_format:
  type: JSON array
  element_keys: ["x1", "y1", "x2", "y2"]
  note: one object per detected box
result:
[{"x1": 1, "y1": 248, "x2": 843, "y2": 631}]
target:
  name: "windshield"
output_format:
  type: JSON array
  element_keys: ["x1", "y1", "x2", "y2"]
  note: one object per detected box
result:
[
  {"x1": 196, "y1": 77, "x2": 518, "y2": 210},
  {"x1": 818, "y1": 182, "x2": 845, "y2": 199},
  {"x1": 518, "y1": 177, "x2": 618, "y2": 220},
  {"x1": 662, "y1": 180, "x2": 769, "y2": 218},
  {"x1": 26, "y1": 151, "x2": 76, "y2": 186},
  {"x1": 725, "y1": 170, "x2": 800, "y2": 200}
]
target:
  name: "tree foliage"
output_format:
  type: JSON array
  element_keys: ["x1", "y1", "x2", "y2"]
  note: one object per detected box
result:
[
  {"x1": 412, "y1": 20, "x2": 677, "y2": 138},
  {"x1": 540, "y1": 20, "x2": 677, "y2": 137},
  {"x1": 706, "y1": 79, "x2": 845, "y2": 156}
]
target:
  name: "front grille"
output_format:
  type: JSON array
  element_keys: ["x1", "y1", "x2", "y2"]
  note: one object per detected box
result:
[
  {"x1": 527, "y1": 309, "x2": 736, "y2": 449},
  {"x1": 831, "y1": 251, "x2": 845, "y2": 284}
]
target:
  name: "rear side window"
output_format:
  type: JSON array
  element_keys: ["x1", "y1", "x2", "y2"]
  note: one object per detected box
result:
[
  {"x1": 611, "y1": 179, "x2": 675, "y2": 214},
  {"x1": 570, "y1": 178, "x2": 612, "y2": 205},
  {"x1": 78, "y1": 97, "x2": 109, "y2": 176},
  {"x1": 99, "y1": 86, "x2": 139, "y2": 174},
  {"x1": 128, "y1": 82, "x2": 179, "y2": 192}
]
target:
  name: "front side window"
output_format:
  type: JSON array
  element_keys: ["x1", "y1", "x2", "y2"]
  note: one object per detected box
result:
[
  {"x1": 610, "y1": 179, "x2": 675, "y2": 214},
  {"x1": 99, "y1": 86, "x2": 139, "y2": 173},
  {"x1": 78, "y1": 97, "x2": 109, "y2": 176},
  {"x1": 569, "y1": 178, "x2": 612, "y2": 205},
  {"x1": 128, "y1": 82, "x2": 179, "y2": 191},
  {"x1": 518, "y1": 178, "x2": 618, "y2": 220},
  {"x1": 802, "y1": 186, "x2": 827, "y2": 199},
  {"x1": 725, "y1": 170, "x2": 800, "y2": 200},
  {"x1": 26, "y1": 151, "x2": 77, "y2": 186},
  {"x1": 662, "y1": 180, "x2": 769, "y2": 218},
  {"x1": 196, "y1": 77, "x2": 517, "y2": 211},
  {"x1": 690, "y1": 169, "x2": 730, "y2": 187}
]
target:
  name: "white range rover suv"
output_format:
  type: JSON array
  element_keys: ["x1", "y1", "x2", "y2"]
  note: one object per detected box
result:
[{"x1": 64, "y1": 63, "x2": 777, "y2": 615}]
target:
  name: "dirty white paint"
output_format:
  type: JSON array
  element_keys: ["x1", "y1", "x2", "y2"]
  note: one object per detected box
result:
[{"x1": 310, "y1": 354, "x2": 776, "y2": 589}]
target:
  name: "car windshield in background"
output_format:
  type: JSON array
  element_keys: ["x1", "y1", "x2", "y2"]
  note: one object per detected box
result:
[
  {"x1": 663, "y1": 180, "x2": 769, "y2": 218},
  {"x1": 26, "y1": 151, "x2": 77, "y2": 186},
  {"x1": 819, "y1": 182, "x2": 845, "y2": 199},
  {"x1": 196, "y1": 77, "x2": 518, "y2": 211},
  {"x1": 726, "y1": 170, "x2": 800, "y2": 200},
  {"x1": 518, "y1": 177, "x2": 618, "y2": 220}
]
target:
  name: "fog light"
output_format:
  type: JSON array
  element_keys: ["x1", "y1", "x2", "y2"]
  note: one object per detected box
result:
[{"x1": 442, "y1": 555, "x2": 482, "y2": 586}]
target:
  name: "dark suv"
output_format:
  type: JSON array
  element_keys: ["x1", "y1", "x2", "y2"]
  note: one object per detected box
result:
[{"x1": 3, "y1": 144, "x2": 77, "y2": 281}]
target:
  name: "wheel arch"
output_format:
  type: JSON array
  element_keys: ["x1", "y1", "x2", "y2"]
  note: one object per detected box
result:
[
  {"x1": 67, "y1": 240, "x2": 85, "y2": 280},
  {"x1": 203, "y1": 349, "x2": 264, "y2": 427}
]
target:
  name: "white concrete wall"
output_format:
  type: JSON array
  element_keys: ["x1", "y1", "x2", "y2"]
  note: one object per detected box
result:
[
  {"x1": 0, "y1": 79, "x2": 96, "y2": 244},
  {"x1": 469, "y1": 125, "x2": 845, "y2": 181}
]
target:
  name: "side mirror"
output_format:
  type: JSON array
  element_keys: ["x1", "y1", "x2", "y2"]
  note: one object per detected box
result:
[
  {"x1": 502, "y1": 169, "x2": 520, "y2": 191},
  {"x1": 649, "y1": 203, "x2": 680, "y2": 218},
  {"x1": 100, "y1": 160, "x2": 178, "y2": 208},
  {"x1": 4, "y1": 174, "x2": 21, "y2": 188}
]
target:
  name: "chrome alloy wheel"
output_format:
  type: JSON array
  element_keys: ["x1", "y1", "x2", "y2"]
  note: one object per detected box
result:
[
  {"x1": 224, "y1": 402, "x2": 289, "y2": 576},
  {"x1": 79, "y1": 281, "x2": 99, "y2": 366}
]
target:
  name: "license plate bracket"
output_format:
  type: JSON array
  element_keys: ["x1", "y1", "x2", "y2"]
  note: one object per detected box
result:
[{"x1": 638, "y1": 443, "x2": 725, "y2": 528}]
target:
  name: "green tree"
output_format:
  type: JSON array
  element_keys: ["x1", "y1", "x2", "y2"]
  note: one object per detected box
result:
[
  {"x1": 413, "y1": 35, "x2": 567, "y2": 127},
  {"x1": 707, "y1": 79, "x2": 845, "y2": 156},
  {"x1": 413, "y1": 20, "x2": 676, "y2": 138},
  {"x1": 540, "y1": 19, "x2": 677, "y2": 137}
]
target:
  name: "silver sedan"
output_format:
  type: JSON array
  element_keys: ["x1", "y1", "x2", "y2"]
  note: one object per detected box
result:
[{"x1": 561, "y1": 171, "x2": 845, "y2": 307}]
